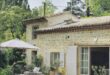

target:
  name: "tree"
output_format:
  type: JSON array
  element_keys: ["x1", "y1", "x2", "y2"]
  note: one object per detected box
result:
[
  {"x1": 65, "y1": 0, "x2": 110, "y2": 16},
  {"x1": 0, "y1": 0, "x2": 33, "y2": 42},
  {"x1": 35, "y1": 0, "x2": 57, "y2": 16},
  {"x1": 86, "y1": 0, "x2": 110, "y2": 16},
  {"x1": 0, "y1": 6, "x2": 32, "y2": 41},
  {"x1": 64, "y1": 0, "x2": 86, "y2": 16},
  {"x1": 0, "y1": 0, "x2": 30, "y2": 10},
  {"x1": 31, "y1": 7, "x2": 39, "y2": 18}
]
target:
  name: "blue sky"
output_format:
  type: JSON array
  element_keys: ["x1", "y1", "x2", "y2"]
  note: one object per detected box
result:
[{"x1": 28, "y1": 0, "x2": 70, "y2": 13}]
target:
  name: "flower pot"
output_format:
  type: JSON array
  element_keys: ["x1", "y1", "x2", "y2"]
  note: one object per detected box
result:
[{"x1": 50, "y1": 71, "x2": 56, "y2": 75}]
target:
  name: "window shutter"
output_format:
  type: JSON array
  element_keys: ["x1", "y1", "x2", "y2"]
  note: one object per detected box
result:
[
  {"x1": 44, "y1": 52, "x2": 50, "y2": 67},
  {"x1": 60, "y1": 52, "x2": 65, "y2": 67},
  {"x1": 66, "y1": 46, "x2": 77, "y2": 75}
]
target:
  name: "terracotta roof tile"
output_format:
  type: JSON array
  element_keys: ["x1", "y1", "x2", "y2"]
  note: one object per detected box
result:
[{"x1": 36, "y1": 16, "x2": 110, "y2": 33}]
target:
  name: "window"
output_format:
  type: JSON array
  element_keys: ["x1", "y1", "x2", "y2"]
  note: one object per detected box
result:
[
  {"x1": 50, "y1": 52, "x2": 60, "y2": 66},
  {"x1": 50, "y1": 52, "x2": 64, "y2": 67},
  {"x1": 32, "y1": 26, "x2": 39, "y2": 39},
  {"x1": 32, "y1": 51, "x2": 37, "y2": 63},
  {"x1": 80, "y1": 47, "x2": 89, "y2": 75}
]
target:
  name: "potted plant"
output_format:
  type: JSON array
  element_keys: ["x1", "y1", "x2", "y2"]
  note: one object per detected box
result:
[
  {"x1": 40, "y1": 65, "x2": 50, "y2": 75},
  {"x1": 92, "y1": 65, "x2": 107, "y2": 75},
  {"x1": 50, "y1": 60, "x2": 60, "y2": 75},
  {"x1": 57, "y1": 67, "x2": 65, "y2": 75}
]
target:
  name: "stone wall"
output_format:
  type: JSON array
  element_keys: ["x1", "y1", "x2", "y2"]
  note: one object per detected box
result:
[
  {"x1": 26, "y1": 22, "x2": 110, "y2": 64},
  {"x1": 35, "y1": 29, "x2": 110, "y2": 52},
  {"x1": 27, "y1": 29, "x2": 109, "y2": 66}
]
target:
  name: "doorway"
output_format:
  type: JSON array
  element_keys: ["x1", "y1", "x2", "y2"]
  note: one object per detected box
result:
[{"x1": 90, "y1": 47, "x2": 109, "y2": 75}]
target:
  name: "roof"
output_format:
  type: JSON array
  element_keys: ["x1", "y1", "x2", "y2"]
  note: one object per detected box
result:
[
  {"x1": 35, "y1": 16, "x2": 110, "y2": 33},
  {"x1": 23, "y1": 11, "x2": 76, "y2": 25},
  {"x1": 23, "y1": 17, "x2": 48, "y2": 25}
]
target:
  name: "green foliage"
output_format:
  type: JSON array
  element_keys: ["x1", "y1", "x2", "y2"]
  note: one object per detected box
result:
[
  {"x1": 0, "y1": 66, "x2": 13, "y2": 75},
  {"x1": 7, "y1": 48, "x2": 26, "y2": 74},
  {"x1": 25, "y1": 64, "x2": 35, "y2": 71},
  {"x1": 8, "y1": 48, "x2": 26, "y2": 65},
  {"x1": 34, "y1": 0, "x2": 57, "y2": 16},
  {"x1": 0, "y1": 0, "x2": 30, "y2": 10},
  {"x1": 64, "y1": 0, "x2": 86, "y2": 16},
  {"x1": 0, "y1": 50, "x2": 7, "y2": 68},
  {"x1": 32, "y1": 7, "x2": 39, "y2": 18},
  {"x1": 50, "y1": 59, "x2": 60, "y2": 71},
  {"x1": 12, "y1": 61, "x2": 26, "y2": 74},
  {"x1": 0, "y1": 0, "x2": 31, "y2": 41},
  {"x1": 92, "y1": 65, "x2": 107, "y2": 75},
  {"x1": 0, "y1": 6, "x2": 32, "y2": 41},
  {"x1": 65, "y1": 0, "x2": 110, "y2": 16},
  {"x1": 33, "y1": 55, "x2": 43, "y2": 67},
  {"x1": 40, "y1": 66, "x2": 50, "y2": 75},
  {"x1": 89, "y1": 0, "x2": 110, "y2": 16}
]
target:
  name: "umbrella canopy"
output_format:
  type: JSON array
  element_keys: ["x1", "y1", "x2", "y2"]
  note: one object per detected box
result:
[{"x1": 0, "y1": 39, "x2": 39, "y2": 49}]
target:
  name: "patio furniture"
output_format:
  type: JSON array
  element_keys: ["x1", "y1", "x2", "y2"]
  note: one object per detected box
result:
[{"x1": 0, "y1": 38, "x2": 39, "y2": 49}]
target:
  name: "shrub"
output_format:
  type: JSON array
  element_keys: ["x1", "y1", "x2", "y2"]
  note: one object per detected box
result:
[
  {"x1": 0, "y1": 50, "x2": 7, "y2": 68},
  {"x1": 0, "y1": 66, "x2": 13, "y2": 75},
  {"x1": 8, "y1": 48, "x2": 26, "y2": 65},
  {"x1": 25, "y1": 64, "x2": 35, "y2": 72},
  {"x1": 40, "y1": 66, "x2": 50, "y2": 75},
  {"x1": 12, "y1": 61, "x2": 26, "y2": 74},
  {"x1": 34, "y1": 55, "x2": 43, "y2": 67}
]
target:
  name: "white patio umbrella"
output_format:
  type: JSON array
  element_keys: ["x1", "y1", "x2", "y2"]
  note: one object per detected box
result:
[{"x1": 0, "y1": 39, "x2": 39, "y2": 49}]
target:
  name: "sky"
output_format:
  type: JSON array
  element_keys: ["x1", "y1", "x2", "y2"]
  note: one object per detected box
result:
[{"x1": 28, "y1": 0, "x2": 70, "y2": 13}]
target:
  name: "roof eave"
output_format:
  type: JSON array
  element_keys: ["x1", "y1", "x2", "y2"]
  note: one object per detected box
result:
[
  {"x1": 35, "y1": 24, "x2": 110, "y2": 34},
  {"x1": 23, "y1": 17, "x2": 48, "y2": 25}
]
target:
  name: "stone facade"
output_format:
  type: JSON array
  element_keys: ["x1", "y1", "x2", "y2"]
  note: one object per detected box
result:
[
  {"x1": 25, "y1": 12, "x2": 110, "y2": 75},
  {"x1": 34, "y1": 29, "x2": 110, "y2": 60},
  {"x1": 25, "y1": 11, "x2": 78, "y2": 65}
]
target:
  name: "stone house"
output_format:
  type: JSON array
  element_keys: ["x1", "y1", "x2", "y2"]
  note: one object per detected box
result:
[{"x1": 24, "y1": 11, "x2": 110, "y2": 75}]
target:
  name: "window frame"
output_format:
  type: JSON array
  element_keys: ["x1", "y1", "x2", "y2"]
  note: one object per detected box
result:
[
  {"x1": 80, "y1": 47, "x2": 90, "y2": 75},
  {"x1": 50, "y1": 52, "x2": 60, "y2": 66},
  {"x1": 32, "y1": 26, "x2": 39, "y2": 39}
]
